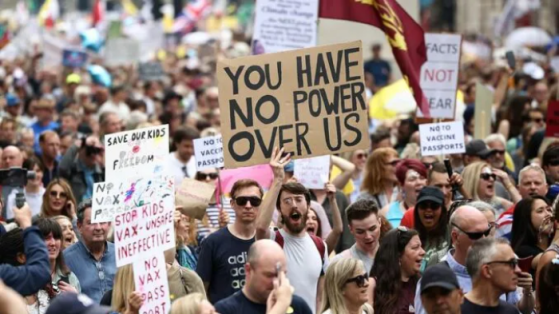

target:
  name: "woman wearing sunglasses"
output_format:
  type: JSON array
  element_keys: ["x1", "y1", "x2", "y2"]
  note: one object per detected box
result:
[
  {"x1": 194, "y1": 169, "x2": 233, "y2": 241},
  {"x1": 358, "y1": 148, "x2": 401, "y2": 209},
  {"x1": 321, "y1": 258, "x2": 373, "y2": 314},
  {"x1": 40, "y1": 178, "x2": 77, "y2": 220},
  {"x1": 461, "y1": 162, "x2": 519, "y2": 216},
  {"x1": 370, "y1": 227, "x2": 425, "y2": 314}
]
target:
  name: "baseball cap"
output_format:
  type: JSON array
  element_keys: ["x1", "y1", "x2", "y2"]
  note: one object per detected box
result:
[
  {"x1": 45, "y1": 293, "x2": 110, "y2": 314},
  {"x1": 416, "y1": 186, "x2": 444, "y2": 206},
  {"x1": 465, "y1": 139, "x2": 491, "y2": 158},
  {"x1": 420, "y1": 263, "x2": 460, "y2": 294},
  {"x1": 5, "y1": 93, "x2": 20, "y2": 107},
  {"x1": 66, "y1": 73, "x2": 82, "y2": 85}
]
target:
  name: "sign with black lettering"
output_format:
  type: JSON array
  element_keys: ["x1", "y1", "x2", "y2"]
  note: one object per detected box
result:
[
  {"x1": 104, "y1": 125, "x2": 169, "y2": 181},
  {"x1": 419, "y1": 121, "x2": 465, "y2": 156},
  {"x1": 193, "y1": 135, "x2": 224, "y2": 171},
  {"x1": 139, "y1": 62, "x2": 166, "y2": 81},
  {"x1": 218, "y1": 41, "x2": 369, "y2": 168},
  {"x1": 133, "y1": 253, "x2": 171, "y2": 314},
  {"x1": 417, "y1": 34, "x2": 461, "y2": 119}
]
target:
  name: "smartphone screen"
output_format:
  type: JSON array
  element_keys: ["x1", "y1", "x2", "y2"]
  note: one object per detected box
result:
[{"x1": 505, "y1": 51, "x2": 516, "y2": 70}]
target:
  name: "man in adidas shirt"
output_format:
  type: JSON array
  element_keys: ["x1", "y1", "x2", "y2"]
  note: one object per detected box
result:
[{"x1": 256, "y1": 147, "x2": 329, "y2": 314}]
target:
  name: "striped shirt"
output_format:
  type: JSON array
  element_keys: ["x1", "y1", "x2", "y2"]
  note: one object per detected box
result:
[{"x1": 197, "y1": 202, "x2": 236, "y2": 241}]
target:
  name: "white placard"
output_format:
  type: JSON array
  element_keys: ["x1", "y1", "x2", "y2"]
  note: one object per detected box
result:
[
  {"x1": 104, "y1": 125, "x2": 169, "y2": 181},
  {"x1": 92, "y1": 176, "x2": 174, "y2": 223},
  {"x1": 294, "y1": 155, "x2": 330, "y2": 189},
  {"x1": 419, "y1": 121, "x2": 466, "y2": 156},
  {"x1": 251, "y1": 0, "x2": 319, "y2": 54},
  {"x1": 104, "y1": 38, "x2": 140, "y2": 66},
  {"x1": 133, "y1": 252, "x2": 171, "y2": 314},
  {"x1": 417, "y1": 34, "x2": 462, "y2": 119},
  {"x1": 193, "y1": 135, "x2": 224, "y2": 171},
  {"x1": 114, "y1": 187, "x2": 176, "y2": 267}
]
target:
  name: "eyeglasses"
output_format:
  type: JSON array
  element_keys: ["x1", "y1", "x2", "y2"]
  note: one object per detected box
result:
[
  {"x1": 452, "y1": 223, "x2": 492, "y2": 240},
  {"x1": 486, "y1": 258, "x2": 518, "y2": 269},
  {"x1": 356, "y1": 153, "x2": 368, "y2": 159},
  {"x1": 282, "y1": 196, "x2": 306, "y2": 206},
  {"x1": 386, "y1": 160, "x2": 400, "y2": 167},
  {"x1": 196, "y1": 172, "x2": 219, "y2": 181},
  {"x1": 491, "y1": 150, "x2": 505, "y2": 156},
  {"x1": 234, "y1": 196, "x2": 262, "y2": 207},
  {"x1": 50, "y1": 191, "x2": 68, "y2": 199},
  {"x1": 480, "y1": 173, "x2": 497, "y2": 181},
  {"x1": 346, "y1": 273, "x2": 369, "y2": 288}
]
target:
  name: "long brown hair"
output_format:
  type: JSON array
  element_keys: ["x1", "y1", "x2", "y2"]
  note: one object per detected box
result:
[
  {"x1": 41, "y1": 178, "x2": 77, "y2": 218},
  {"x1": 361, "y1": 147, "x2": 398, "y2": 195}
]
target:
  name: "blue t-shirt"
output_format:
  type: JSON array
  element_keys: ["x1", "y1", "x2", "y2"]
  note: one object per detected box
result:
[
  {"x1": 195, "y1": 227, "x2": 255, "y2": 304},
  {"x1": 215, "y1": 290, "x2": 312, "y2": 314},
  {"x1": 364, "y1": 59, "x2": 391, "y2": 87},
  {"x1": 31, "y1": 121, "x2": 59, "y2": 154}
]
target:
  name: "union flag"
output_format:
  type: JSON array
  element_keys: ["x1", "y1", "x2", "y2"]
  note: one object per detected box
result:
[{"x1": 319, "y1": 0, "x2": 429, "y2": 116}]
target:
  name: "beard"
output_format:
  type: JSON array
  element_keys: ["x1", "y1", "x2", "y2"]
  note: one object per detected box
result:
[{"x1": 281, "y1": 211, "x2": 308, "y2": 234}]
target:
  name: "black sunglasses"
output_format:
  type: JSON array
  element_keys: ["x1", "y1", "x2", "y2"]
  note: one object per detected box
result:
[
  {"x1": 50, "y1": 191, "x2": 68, "y2": 199},
  {"x1": 491, "y1": 149, "x2": 505, "y2": 156},
  {"x1": 452, "y1": 223, "x2": 492, "y2": 240},
  {"x1": 486, "y1": 258, "x2": 518, "y2": 269},
  {"x1": 386, "y1": 160, "x2": 400, "y2": 167},
  {"x1": 196, "y1": 173, "x2": 219, "y2": 181},
  {"x1": 346, "y1": 273, "x2": 369, "y2": 288},
  {"x1": 480, "y1": 173, "x2": 497, "y2": 181},
  {"x1": 531, "y1": 117, "x2": 543, "y2": 123},
  {"x1": 418, "y1": 202, "x2": 441, "y2": 210},
  {"x1": 234, "y1": 196, "x2": 262, "y2": 207}
]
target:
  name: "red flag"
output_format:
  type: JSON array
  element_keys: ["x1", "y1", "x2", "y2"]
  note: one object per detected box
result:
[
  {"x1": 319, "y1": 0, "x2": 429, "y2": 116},
  {"x1": 92, "y1": 0, "x2": 105, "y2": 27}
]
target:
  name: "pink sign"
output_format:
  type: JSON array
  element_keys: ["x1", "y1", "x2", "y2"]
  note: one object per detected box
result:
[{"x1": 219, "y1": 164, "x2": 274, "y2": 196}]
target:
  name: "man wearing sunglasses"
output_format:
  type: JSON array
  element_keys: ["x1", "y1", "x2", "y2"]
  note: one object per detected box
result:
[
  {"x1": 484, "y1": 134, "x2": 518, "y2": 200},
  {"x1": 415, "y1": 206, "x2": 534, "y2": 314},
  {"x1": 461, "y1": 238, "x2": 525, "y2": 314},
  {"x1": 196, "y1": 179, "x2": 263, "y2": 304}
]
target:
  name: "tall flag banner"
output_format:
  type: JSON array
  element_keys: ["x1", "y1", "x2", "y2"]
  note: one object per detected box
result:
[
  {"x1": 92, "y1": 0, "x2": 106, "y2": 27},
  {"x1": 319, "y1": 0, "x2": 429, "y2": 116},
  {"x1": 38, "y1": 0, "x2": 60, "y2": 29}
]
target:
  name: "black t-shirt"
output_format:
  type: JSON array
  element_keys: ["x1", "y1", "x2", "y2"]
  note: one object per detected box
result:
[
  {"x1": 461, "y1": 297, "x2": 519, "y2": 314},
  {"x1": 215, "y1": 290, "x2": 312, "y2": 314},
  {"x1": 195, "y1": 227, "x2": 255, "y2": 304}
]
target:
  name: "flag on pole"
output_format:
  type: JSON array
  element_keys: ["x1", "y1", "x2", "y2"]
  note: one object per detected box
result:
[
  {"x1": 92, "y1": 0, "x2": 106, "y2": 27},
  {"x1": 319, "y1": 0, "x2": 429, "y2": 116},
  {"x1": 172, "y1": 0, "x2": 210, "y2": 34},
  {"x1": 38, "y1": 0, "x2": 60, "y2": 29}
]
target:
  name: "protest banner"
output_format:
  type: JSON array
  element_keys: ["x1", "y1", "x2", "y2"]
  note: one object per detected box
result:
[
  {"x1": 104, "y1": 124, "x2": 169, "y2": 181},
  {"x1": 62, "y1": 49, "x2": 88, "y2": 68},
  {"x1": 218, "y1": 41, "x2": 369, "y2": 168},
  {"x1": 419, "y1": 121, "x2": 466, "y2": 156},
  {"x1": 474, "y1": 82, "x2": 493, "y2": 140},
  {"x1": 105, "y1": 38, "x2": 140, "y2": 66},
  {"x1": 294, "y1": 155, "x2": 330, "y2": 189},
  {"x1": 133, "y1": 252, "x2": 171, "y2": 314},
  {"x1": 193, "y1": 135, "x2": 224, "y2": 171},
  {"x1": 252, "y1": 0, "x2": 319, "y2": 54},
  {"x1": 139, "y1": 62, "x2": 166, "y2": 81},
  {"x1": 219, "y1": 165, "x2": 274, "y2": 196},
  {"x1": 114, "y1": 188, "x2": 176, "y2": 267},
  {"x1": 417, "y1": 34, "x2": 462, "y2": 119},
  {"x1": 176, "y1": 178, "x2": 215, "y2": 219},
  {"x1": 545, "y1": 100, "x2": 559, "y2": 138},
  {"x1": 92, "y1": 176, "x2": 174, "y2": 223}
]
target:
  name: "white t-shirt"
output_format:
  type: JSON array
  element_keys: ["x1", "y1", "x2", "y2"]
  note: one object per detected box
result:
[
  {"x1": 165, "y1": 152, "x2": 197, "y2": 187},
  {"x1": 270, "y1": 229, "x2": 329, "y2": 314},
  {"x1": 99, "y1": 100, "x2": 131, "y2": 122},
  {"x1": 6, "y1": 187, "x2": 45, "y2": 220}
]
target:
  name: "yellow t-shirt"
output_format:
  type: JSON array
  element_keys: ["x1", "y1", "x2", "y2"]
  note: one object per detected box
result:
[{"x1": 330, "y1": 165, "x2": 354, "y2": 195}]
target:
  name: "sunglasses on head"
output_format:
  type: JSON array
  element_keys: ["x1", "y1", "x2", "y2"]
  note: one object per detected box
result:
[
  {"x1": 346, "y1": 273, "x2": 369, "y2": 288},
  {"x1": 486, "y1": 258, "x2": 518, "y2": 269},
  {"x1": 234, "y1": 196, "x2": 262, "y2": 207},
  {"x1": 480, "y1": 173, "x2": 497, "y2": 181},
  {"x1": 452, "y1": 223, "x2": 492, "y2": 240},
  {"x1": 50, "y1": 191, "x2": 68, "y2": 199},
  {"x1": 196, "y1": 172, "x2": 218, "y2": 181}
]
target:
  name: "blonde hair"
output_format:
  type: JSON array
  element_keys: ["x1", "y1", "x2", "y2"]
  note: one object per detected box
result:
[
  {"x1": 361, "y1": 147, "x2": 398, "y2": 195},
  {"x1": 111, "y1": 265, "x2": 136, "y2": 313},
  {"x1": 170, "y1": 292, "x2": 206, "y2": 314},
  {"x1": 462, "y1": 161, "x2": 492, "y2": 202},
  {"x1": 321, "y1": 258, "x2": 373, "y2": 314},
  {"x1": 41, "y1": 178, "x2": 77, "y2": 218}
]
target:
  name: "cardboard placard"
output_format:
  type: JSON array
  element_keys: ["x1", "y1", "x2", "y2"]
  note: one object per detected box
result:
[
  {"x1": 133, "y1": 252, "x2": 171, "y2": 314},
  {"x1": 62, "y1": 49, "x2": 88, "y2": 68},
  {"x1": 419, "y1": 121, "x2": 466, "y2": 156},
  {"x1": 474, "y1": 82, "x2": 494, "y2": 140},
  {"x1": 105, "y1": 38, "x2": 140, "y2": 66},
  {"x1": 252, "y1": 0, "x2": 319, "y2": 54},
  {"x1": 294, "y1": 155, "x2": 330, "y2": 189},
  {"x1": 175, "y1": 178, "x2": 216, "y2": 220},
  {"x1": 218, "y1": 41, "x2": 369, "y2": 168},
  {"x1": 193, "y1": 135, "x2": 224, "y2": 171},
  {"x1": 104, "y1": 124, "x2": 169, "y2": 181},
  {"x1": 92, "y1": 176, "x2": 174, "y2": 223},
  {"x1": 114, "y1": 191, "x2": 176, "y2": 267},
  {"x1": 416, "y1": 34, "x2": 461, "y2": 119},
  {"x1": 139, "y1": 62, "x2": 166, "y2": 81},
  {"x1": 545, "y1": 100, "x2": 559, "y2": 138}
]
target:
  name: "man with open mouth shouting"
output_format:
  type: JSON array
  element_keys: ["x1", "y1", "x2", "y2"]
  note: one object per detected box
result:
[{"x1": 256, "y1": 147, "x2": 329, "y2": 314}]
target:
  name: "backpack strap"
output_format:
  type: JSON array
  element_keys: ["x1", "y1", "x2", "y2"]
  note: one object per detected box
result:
[
  {"x1": 274, "y1": 230, "x2": 284, "y2": 248},
  {"x1": 310, "y1": 234, "x2": 326, "y2": 274}
]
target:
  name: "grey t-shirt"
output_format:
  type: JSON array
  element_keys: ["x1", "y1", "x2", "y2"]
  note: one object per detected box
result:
[
  {"x1": 270, "y1": 229, "x2": 329, "y2": 314},
  {"x1": 331, "y1": 244, "x2": 374, "y2": 273}
]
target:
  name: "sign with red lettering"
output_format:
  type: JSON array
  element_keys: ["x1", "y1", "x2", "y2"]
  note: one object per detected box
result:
[
  {"x1": 545, "y1": 100, "x2": 559, "y2": 138},
  {"x1": 114, "y1": 189, "x2": 176, "y2": 267},
  {"x1": 417, "y1": 34, "x2": 462, "y2": 119},
  {"x1": 133, "y1": 252, "x2": 171, "y2": 314}
]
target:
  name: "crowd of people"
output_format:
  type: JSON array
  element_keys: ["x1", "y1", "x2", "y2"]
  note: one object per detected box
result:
[{"x1": 0, "y1": 1, "x2": 559, "y2": 314}]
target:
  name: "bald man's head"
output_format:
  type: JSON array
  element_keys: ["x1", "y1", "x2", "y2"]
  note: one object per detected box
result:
[
  {"x1": 245, "y1": 240, "x2": 287, "y2": 303},
  {"x1": 450, "y1": 205, "x2": 490, "y2": 256},
  {"x1": 1, "y1": 146, "x2": 23, "y2": 169},
  {"x1": 248, "y1": 239, "x2": 285, "y2": 267}
]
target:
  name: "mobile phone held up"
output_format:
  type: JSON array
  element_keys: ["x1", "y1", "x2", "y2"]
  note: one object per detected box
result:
[{"x1": 505, "y1": 51, "x2": 516, "y2": 71}]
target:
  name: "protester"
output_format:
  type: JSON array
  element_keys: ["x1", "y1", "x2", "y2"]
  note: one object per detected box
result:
[
  {"x1": 63, "y1": 200, "x2": 116, "y2": 303},
  {"x1": 358, "y1": 147, "x2": 400, "y2": 208},
  {"x1": 37, "y1": 131, "x2": 60, "y2": 186},
  {"x1": 4, "y1": 156, "x2": 44, "y2": 219},
  {"x1": 468, "y1": 201, "x2": 497, "y2": 237},
  {"x1": 0, "y1": 280, "x2": 29, "y2": 314},
  {"x1": 167, "y1": 127, "x2": 200, "y2": 186},
  {"x1": 171, "y1": 292, "x2": 214, "y2": 314},
  {"x1": 40, "y1": 178, "x2": 77, "y2": 219},
  {"x1": 321, "y1": 258, "x2": 373, "y2": 314},
  {"x1": 419, "y1": 263, "x2": 463, "y2": 314},
  {"x1": 45, "y1": 293, "x2": 112, "y2": 314},
  {"x1": 98, "y1": 86, "x2": 130, "y2": 121},
  {"x1": 345, "y1": 150, "x2": 368, "y2": 203},
  {"x1": 53, "y1": 215, "x2": 77, "y2": 249},
  {"x1": 1, "y1": 145, "x2": 23, "y2": 168},
  {"x1": 175, "y1": 210, "x2": 198, "y2": 270},
  {"x1": 310, "y1": 182, "x2": 343, "y2": 254},
  {"x1": 30, "y1": 98, "x2": 58, "y2": 154},
  {"x1": 364, "y1": 43, "x2": 392, "y2": 92},
  {"x1": 194, "y1": 168, "x2": 233, "y2": 240},
  {"x1": 370, "y1": 226, "x2": 424, "y2": 314},
  {"x1": 537, "y1": 257, "x2": 559, "y2": 314}
]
